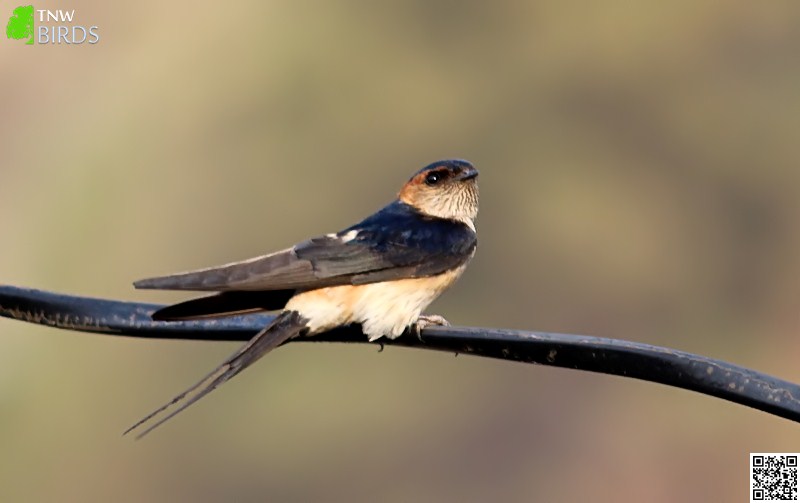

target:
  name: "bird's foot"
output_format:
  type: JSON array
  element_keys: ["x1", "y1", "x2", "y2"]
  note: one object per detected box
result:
[{"x1": 412, "y1": 314, "x2": 450, "y2": 341}]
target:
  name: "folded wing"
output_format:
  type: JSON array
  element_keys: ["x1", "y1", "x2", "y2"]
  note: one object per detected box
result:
[{"x1": 134, "y1": 201, "x2": 477, "y2": 294}]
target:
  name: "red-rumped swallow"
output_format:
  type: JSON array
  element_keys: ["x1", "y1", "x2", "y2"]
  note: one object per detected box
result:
[{"x1": 125, "y1": 159, "x2": 479, "y2": 437}]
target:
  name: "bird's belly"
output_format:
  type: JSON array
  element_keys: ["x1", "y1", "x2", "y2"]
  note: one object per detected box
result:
[{"x1": 285, "y1": 265, "x2": 466, "y2": 341}]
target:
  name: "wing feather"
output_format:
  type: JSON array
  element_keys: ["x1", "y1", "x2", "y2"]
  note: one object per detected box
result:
[{"x1": 134, "y1": 201, "x2": 476, "y2": 293}]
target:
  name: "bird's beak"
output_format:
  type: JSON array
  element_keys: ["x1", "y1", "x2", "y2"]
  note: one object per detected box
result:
[{"x1": 455, "y1": 166, "x2": 479, "y2": 181}]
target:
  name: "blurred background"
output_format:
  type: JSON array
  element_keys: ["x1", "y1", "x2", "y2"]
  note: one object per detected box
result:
[{"x1": 1, "y1": 1, "x2": 799, "y2": 501}]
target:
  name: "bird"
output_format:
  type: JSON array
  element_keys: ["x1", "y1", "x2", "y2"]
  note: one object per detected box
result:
[{"x1": 125, "y1": 159, "x2": 479, "y2": 438}]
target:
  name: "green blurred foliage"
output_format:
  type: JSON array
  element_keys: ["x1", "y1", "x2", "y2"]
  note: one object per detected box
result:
[{"x1": 1, "y1": 1, "x2": 799, "y2": 501}]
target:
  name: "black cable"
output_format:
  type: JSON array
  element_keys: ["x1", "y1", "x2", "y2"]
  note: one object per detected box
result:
[{"x1": 1, "y1": 284, "x2": 798, "y2": 423}]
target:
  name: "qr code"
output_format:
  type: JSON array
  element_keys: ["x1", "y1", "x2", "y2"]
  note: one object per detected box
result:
[{"x1": 751, "y1": 453, "x2": 799, "y2": 502}]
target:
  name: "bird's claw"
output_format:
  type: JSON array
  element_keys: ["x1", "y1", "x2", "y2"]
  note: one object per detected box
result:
[{"x1": 413, "y1": 314, "x2": 450, "y2": 341}]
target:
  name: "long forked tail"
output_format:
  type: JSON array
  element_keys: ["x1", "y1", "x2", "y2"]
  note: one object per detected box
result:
[{"x1": 124, "y1": 310, "x2": 308, "y2": 439}]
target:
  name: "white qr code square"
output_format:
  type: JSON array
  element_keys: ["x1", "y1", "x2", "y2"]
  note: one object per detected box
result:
[{"x1": 751, "y1": 453, "x2": 799, "y2": 502}]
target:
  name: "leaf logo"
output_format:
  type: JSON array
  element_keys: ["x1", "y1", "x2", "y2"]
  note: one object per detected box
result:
[{"x1": 6, "y1": 5, "x2": 34, "y2": 45}]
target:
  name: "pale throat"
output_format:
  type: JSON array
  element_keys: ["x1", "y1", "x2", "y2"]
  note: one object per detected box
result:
[{"x1": 401, "y1": 188, "x2": 479, "y2": 231}]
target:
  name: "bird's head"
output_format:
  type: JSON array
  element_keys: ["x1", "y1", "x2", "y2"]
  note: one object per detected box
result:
[{"x1": 399, "y1": 159, "x2": 479, "y2": 230}]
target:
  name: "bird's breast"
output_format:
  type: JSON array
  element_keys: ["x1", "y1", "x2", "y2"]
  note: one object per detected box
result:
[{"x1": 285, "y1": 264, "x2": 468, "y2": 341}]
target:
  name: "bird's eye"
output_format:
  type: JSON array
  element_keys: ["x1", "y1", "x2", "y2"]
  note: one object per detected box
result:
[{"x1": 425, "y1": 172, "x2": 443, "y2": 186}]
